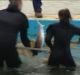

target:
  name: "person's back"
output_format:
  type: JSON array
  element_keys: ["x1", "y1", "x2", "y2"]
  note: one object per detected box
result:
[
  {"x1": 0, "y1": 9, "x2": 23, "y2": 48},
  {"x1": 0, "y1": 0, "x2": 30, "y2": 68}
]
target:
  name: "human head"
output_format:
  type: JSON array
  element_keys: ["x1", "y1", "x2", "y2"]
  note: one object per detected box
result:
[
  {"x1": 58, "y1": 8, "x2": 72, "y2": 22},
  {"x1": 9, "y1": 0, "x2": 22, "y2": 11}
]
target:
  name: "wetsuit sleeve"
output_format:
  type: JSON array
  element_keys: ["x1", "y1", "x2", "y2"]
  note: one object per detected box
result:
[
  {"x1": 20, "y1": 16, "x2": 30, "y2": 47},
  {"x1": 45, "y1": 25, "x2": 53, "y2": 49},
  {"x1": 71, "y1": 25, "x2": 80, "y2": 35}
]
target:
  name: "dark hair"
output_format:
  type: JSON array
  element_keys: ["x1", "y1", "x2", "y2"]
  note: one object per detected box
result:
[
  {"x1": 9, "y1": 0, "x2": 12, "y2": 1},
  {"x1": 58, "y1": 8, "x2": 72, "y2": 21},
  {"x1": 9, "y1": 0, "x2": 16, "y2": 4},
  {"x1": 9, "y1": 0, "x2": 14, "y2": 2}
]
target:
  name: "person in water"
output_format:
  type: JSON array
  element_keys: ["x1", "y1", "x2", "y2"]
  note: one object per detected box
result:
[
  {"x1": 45, "y1": 8, "x2": 80, "y2": 68},
  {"x1": 0, "y1": 0, "x2": 30, "y2": 68}
]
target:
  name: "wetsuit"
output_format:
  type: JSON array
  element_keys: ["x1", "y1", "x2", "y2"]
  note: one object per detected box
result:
[
  {"x1": 45, "y1": 21, "x2": 80, "y2": 67},
  {"x1": 0, "y1": 5, "x2": 30, "y2": 68}
]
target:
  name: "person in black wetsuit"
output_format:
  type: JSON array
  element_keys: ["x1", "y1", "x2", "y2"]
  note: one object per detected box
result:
[
  {"x1": 45, "y1": 9, "x2": 80, "y2": 68},
  {"x1": 0, "y1": 0, "x2": 30, "y2": 68}
]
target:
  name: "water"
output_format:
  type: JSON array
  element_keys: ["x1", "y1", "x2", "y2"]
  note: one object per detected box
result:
[
  {"x1": 0, "y1": 50, "x2": 80, "y2": 75},
  {"x1": 0, "y1": 45, "x2": 80, "y2": 75},
  {"x1": 0, "y1": 49, "x2": 80, "y2": 75}
]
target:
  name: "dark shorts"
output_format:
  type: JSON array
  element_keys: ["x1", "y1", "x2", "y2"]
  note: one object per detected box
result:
[{"x1": 0, "y1": 49, "x2": 21, "y2": 68}]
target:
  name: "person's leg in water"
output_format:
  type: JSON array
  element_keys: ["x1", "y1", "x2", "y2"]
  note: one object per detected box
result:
[
  {"x1": 60, "y1": 52, "x2": 76, "y2": 71},
  {"x1": 5, "y1": 49, "x2": 21, "y2": 68},
  {"x1": 0, "y1": 57, "x2": 4, "y2": 69},
  {"x1": 48, "y1": 51, "x2": 60, "y2": 68},
  {"x1": 32, "y1": 0, "x2": 43, "y2": 18},
  {"x1": 62, "y1": 55, "x2": 76, "y2": 68},
  {"x1": 0, "y1": 50, "x2": 4, "y2": 69},
  {"x1": 31, "y1": 41, "x2": 41, "y2": 56}
]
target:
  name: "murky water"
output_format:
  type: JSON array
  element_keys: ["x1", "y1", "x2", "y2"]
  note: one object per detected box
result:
[
  {"x1": 0, "y1": 48, "x2": 80, "y2": 75},
  {"x1": 0, "y1": 59, "x2": 80, "y2": 75}
]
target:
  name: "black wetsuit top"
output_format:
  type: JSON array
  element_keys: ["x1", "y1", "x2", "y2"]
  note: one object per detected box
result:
[
  {"x1": 45, "y1": 21, "x2": 80, "y2": 67},
  {"x1": 0, "y1": 5, "x2": 30, "y2": 49},
  {"x1": 0, "y1": 5, "x2": 30, "y2": 68}
]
